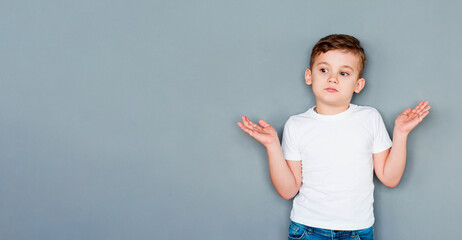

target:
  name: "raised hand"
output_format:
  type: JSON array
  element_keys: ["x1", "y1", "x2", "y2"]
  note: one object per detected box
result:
[
  {"x1": 395, "y1": 100, "x2": 431, "y2": 135},
  {"x1": 237, "y1": 116, "x2": 279, "y2": 148}
]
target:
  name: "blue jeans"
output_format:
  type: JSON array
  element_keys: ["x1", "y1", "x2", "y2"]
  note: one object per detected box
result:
[{"x1": 288, "y1": 221, "x2": 374, "y2": 240}]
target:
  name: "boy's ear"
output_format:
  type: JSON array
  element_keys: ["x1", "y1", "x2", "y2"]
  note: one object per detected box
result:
[
  {"x1": 354, "y1": 78, "x2": 365, "y2": 93},
  {"x1": 305, "y1": 69, "x2": 312, "y2": 85}
]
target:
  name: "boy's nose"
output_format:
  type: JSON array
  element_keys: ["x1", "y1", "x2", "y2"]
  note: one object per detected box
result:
[{"x1": 328, "y1": 75, "x2": 338, "y2": 84}]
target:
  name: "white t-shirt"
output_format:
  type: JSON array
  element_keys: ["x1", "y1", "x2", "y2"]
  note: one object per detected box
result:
[{"x1": 281, "y1": 104, "x2": 392, "y2": 230}]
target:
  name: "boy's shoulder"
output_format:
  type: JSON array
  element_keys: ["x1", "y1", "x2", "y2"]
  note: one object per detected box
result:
[{"x1": 352, "y1": 104, "x2": 382, "y2": 115}]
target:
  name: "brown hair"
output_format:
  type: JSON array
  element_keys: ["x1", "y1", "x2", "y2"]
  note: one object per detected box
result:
[{"x1": 310, "y1": 34, "x2": 366, "y2": 77}]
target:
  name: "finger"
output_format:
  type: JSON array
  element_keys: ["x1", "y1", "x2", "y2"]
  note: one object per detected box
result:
[
  {"x1": 422, "y1": 111, "x2": 430, "y2": 119},
  {"x1": 241, "y1": 115, "x2": 247, "y2": 125},
  {"x1": 419, "y1": 105, "x2": 431, "y2": 113},
  {"x1": 415, "y1": 100, "x2": 429, "y2": 112},
  {"x1": 416, "y1": 104, "x2": 431, "y2": 115},
  {"x1": 419, "y1": 106, "x2": 431, "y2": 116},
  {"x1": 243, "y1": 116, "x2": 262, "y2": 132},
  {"x1": 417, "y1": 100, "x2": 429, "y2": 111},
  {"x1": 420, "y1": 110, "x2": 430, "y2": 120},
  {"x1": 246, "y1": 116, "x2": 262, "y2": 130},
  {"x1": 237, "y1": 121, "x2": 250, "y2": 132},
  {"x1": 241, "y1": 125, "x2": 256, "y2": 137},
  {"x1": 259, "y1": 119, "x2": 270, "y2": 128},
  {"x1": 238, "y1": 120, "x2": 256, "y2": 136},
  {"x1": 245, "y1": 116, "x2": 257, "y2": 127},
  {"x1": 242, "y1": 116, "x2": 254, "y2": 129},
  {"x1": 252, "y1": 124, "x2": 263, "y2": 132},
  {"x1": 412, "y1": 101, "x2": 423, "y2": 113}
]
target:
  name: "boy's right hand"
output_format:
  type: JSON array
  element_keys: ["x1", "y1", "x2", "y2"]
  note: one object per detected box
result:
[{"x1": 237, "y1": 116, "x2": 279, "y2": 148}]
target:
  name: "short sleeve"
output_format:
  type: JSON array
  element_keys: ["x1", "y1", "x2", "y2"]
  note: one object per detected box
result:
[
  {"x1": 372, "y1": 109, "x2": 392, "y2": 153},
  {"x1": 281, "y1": 117, "x2": 302, "y2": 161}
]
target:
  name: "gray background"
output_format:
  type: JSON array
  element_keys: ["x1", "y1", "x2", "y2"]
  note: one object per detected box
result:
[{"x1": 1, "y1": 0, "x2": 460, "y2": 239}]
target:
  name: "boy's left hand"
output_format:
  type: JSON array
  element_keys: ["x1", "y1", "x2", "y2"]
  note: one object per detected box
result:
[{"x1": 394, "y1": 100, "x2": 431, "y2": 135}]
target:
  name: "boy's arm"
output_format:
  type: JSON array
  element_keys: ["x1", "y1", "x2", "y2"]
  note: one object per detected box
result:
[
  {"x1": 374, "y1": 101, "x2": 431, "y2": 188},
  {"x1": 266, "y1": 141, "x2": 302, "y2": 200},
  {"x1": 237, "y1": 116, "x2": 302, "y2": 200}
]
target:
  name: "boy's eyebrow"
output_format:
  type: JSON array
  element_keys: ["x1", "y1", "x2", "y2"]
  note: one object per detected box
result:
[{"x1": 316, "y1": 62, "x2": 355, "y2": 72}]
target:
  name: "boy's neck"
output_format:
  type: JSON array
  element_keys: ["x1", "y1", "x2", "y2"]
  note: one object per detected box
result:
[{"x1": 314, "y1": 103, "x2": 351, "y2": 115}]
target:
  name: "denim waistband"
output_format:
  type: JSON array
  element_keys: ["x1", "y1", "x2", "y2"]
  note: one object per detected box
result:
[{"x1": 290, "y1": 221, "x2": 371, "y2": 238}]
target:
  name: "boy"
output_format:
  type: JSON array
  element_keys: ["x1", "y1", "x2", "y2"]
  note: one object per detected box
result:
[{"x1": 237, "y1": 34, "x2": 431, "y2": 240}]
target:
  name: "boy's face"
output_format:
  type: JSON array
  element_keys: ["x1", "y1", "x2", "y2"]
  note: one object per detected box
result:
[{"x1": 305, "y1": 49, "x2": 365, "y2": 108}]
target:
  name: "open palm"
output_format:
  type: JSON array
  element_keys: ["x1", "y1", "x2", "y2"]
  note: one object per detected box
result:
[
  {"x1": 237, "y1": 116, "x2": 279, "y2": 147},
  {"x1": 395, "y1": 100, "x2": 431, "y2": 134}
]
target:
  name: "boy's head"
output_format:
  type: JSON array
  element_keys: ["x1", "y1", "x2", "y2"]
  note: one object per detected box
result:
[
  {"x1": 305, "y1": 34, "x2": 366, "y2": 111},
  {"x1": 310, "y1": 34, "x2": 366, "y2": 78}
]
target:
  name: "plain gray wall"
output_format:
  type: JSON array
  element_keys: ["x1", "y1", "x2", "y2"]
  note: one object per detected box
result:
[{"x1": 1, "y1": 0, "x2": 461, "y2": 239}]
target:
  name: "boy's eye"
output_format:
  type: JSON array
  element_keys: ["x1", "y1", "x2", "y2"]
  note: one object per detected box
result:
[
  {"x1": 320, "y1": 68, "x2": 328, "y2": 73},
  {"x1": 340, "y1": 72, "x2": 349, "y2": 76}
]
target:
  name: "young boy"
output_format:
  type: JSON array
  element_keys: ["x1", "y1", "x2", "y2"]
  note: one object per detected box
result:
[{"x1": 237, "y1": 34, "x2": 431, "y2": 240}]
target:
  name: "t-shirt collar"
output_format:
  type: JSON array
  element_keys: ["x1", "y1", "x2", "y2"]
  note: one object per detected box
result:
[{"x1": 308, "y1": 104, "x2": 357, "y2": 121}]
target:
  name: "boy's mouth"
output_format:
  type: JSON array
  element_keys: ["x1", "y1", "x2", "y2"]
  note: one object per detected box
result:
[{"x1": 325, "y1": 88, "x2": 338, "y2": 93}]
